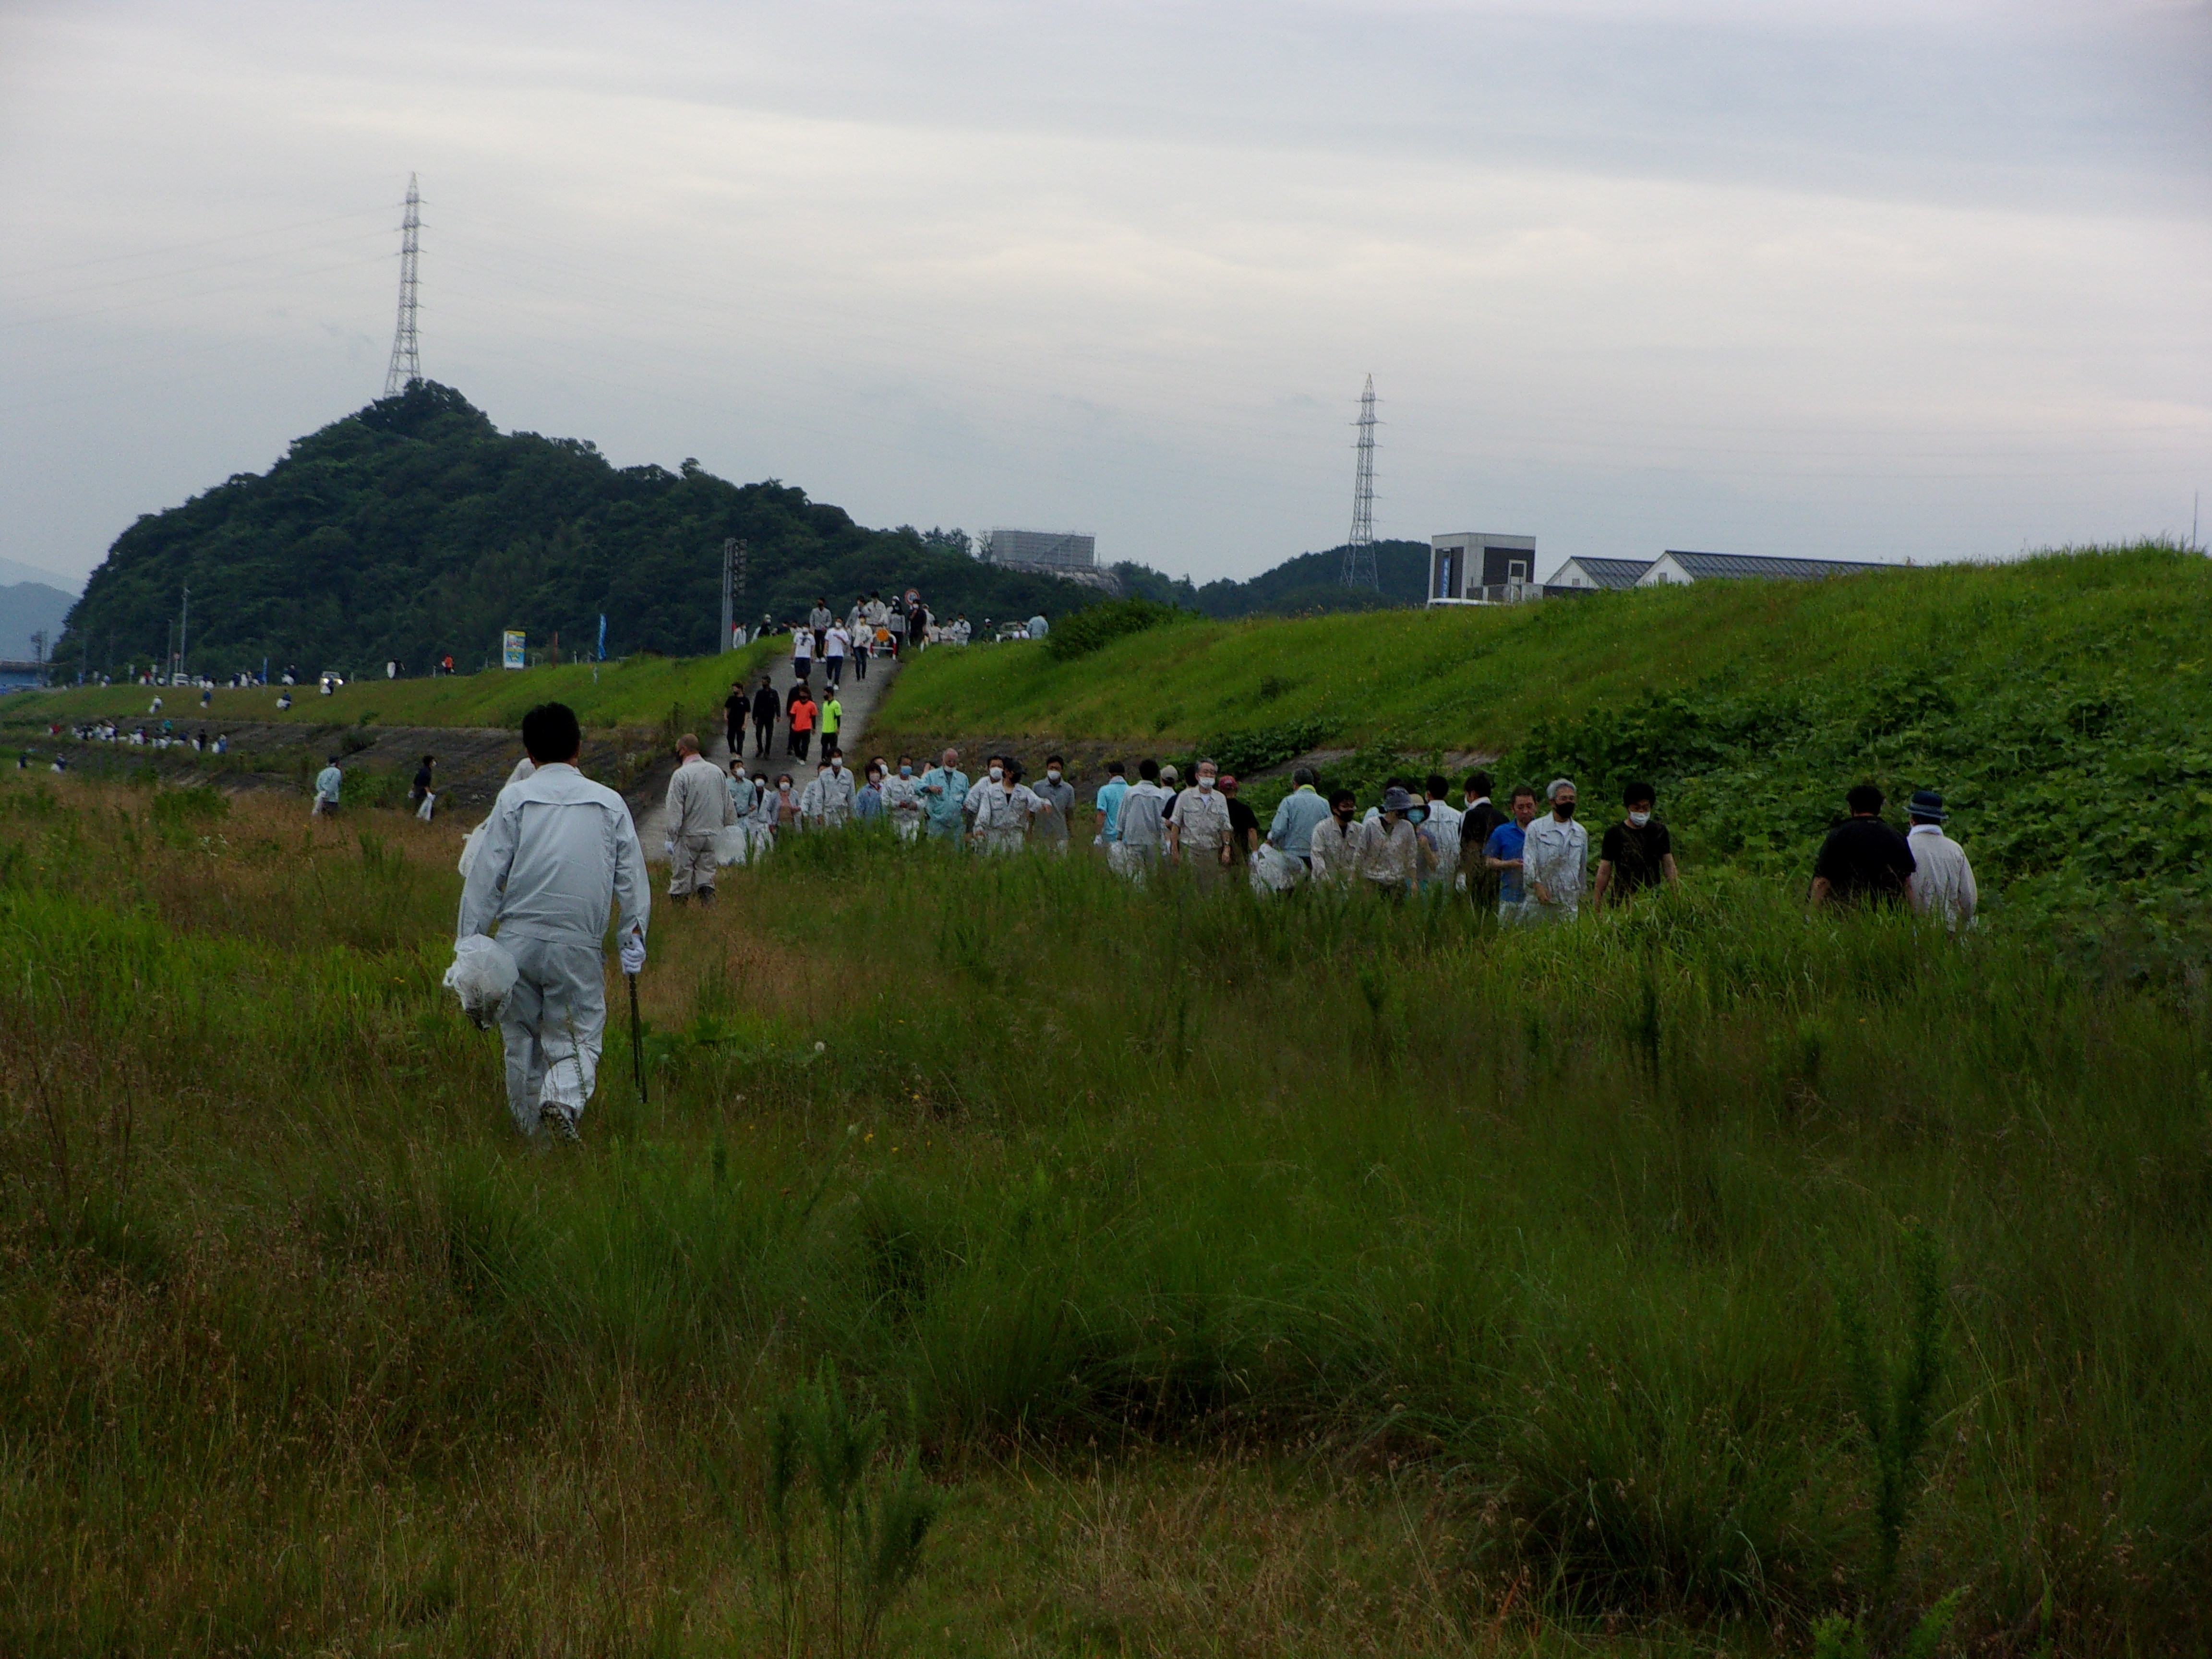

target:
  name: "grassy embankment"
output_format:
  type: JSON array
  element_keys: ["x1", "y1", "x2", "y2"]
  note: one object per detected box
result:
[
  {"x1": 875, "y1": 545, "x2": 2212, "y2": 966},
  {"x1": 2, "y1": 775, "x2": 2206, "y2": 1655},
  {"x1": 870, "y1": 544, "x2": 2206, "y2": 755},
  {"x1": 2, "y1": 638, "x2": 786, "y2": 742}
]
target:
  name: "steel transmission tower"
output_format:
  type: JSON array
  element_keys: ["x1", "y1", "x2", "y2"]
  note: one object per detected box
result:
[
  {"x1": 383, "y1": 175, "x2": 422, "y2": 395},
  {"x1": 1341, "y1": 374, "x2": 1378, "y2": 589}
]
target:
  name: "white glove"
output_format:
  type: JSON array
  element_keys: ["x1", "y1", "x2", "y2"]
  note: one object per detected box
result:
[
  {"x1": 663, "y1": 839, "x2": 675, "y2": 861},
  {"x1": 620, "y1": 929, "x2": 646, "y2": 975}
]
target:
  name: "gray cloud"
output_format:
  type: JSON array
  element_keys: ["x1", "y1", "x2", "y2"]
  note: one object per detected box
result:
[{"x1": 3, "y1": 0, "x2": 2207, "y2": 590}]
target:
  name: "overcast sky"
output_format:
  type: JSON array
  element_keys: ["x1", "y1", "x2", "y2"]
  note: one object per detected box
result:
[{"x1": 2, "y1": 0, "x2": 2207, "y2": 591}]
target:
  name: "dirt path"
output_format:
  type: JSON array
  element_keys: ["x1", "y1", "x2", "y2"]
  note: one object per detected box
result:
[{"x1": 636, "y1": 651, "x2": 901, "y2": 851}]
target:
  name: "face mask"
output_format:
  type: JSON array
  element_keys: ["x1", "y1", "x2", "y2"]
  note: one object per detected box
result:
[
  {"x1": 900, "y1": 766, "x2": 912, "y2": 778},
  {"x1": 1629, "y1": 810, "x2": 1651, "y2": 827},
  {"x1": 1047, "y1": 769, "x2": 1061, "y2": 781},
  {"x1": 1555, "y1": 800, "x2": 1577, "y2": 818},
  {"x1": 989, "y1": 765, "x2": 1003, "y2": 781},
  {"x1": 1198, "y1": 777, "x2": 1214, "y2": 791}
]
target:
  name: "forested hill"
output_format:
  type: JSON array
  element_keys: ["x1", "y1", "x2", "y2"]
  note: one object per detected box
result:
[
  {"x1": 1114, "y1": 538, "x2": 1431, "y2": 618},
  {"x1": 58, "y1": 382, "x2": 1105, "y2": 676}
]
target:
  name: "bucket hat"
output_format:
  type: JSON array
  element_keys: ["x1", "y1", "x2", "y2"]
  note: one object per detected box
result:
[{"x1": 1907, "y1": 788, "x2": 1948, "y2": 821}]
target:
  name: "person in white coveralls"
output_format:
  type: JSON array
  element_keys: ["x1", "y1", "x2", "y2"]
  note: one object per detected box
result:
[{"x1": 456, "y1": 702, "x2": 649, "y2": 1142}]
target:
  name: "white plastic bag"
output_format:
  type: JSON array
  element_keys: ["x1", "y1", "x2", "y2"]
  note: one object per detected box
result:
[
  {"x1": 444, "y1": 934, "x2": 519, "y2": 1029},
  {"x1": 1249, "y1": 842, "x2": 1304, "y2": 894},
  {"x1": 415, "y1": 791, "x2": 435, "y2": 823},
  {"x1": 714, "y1": 823, "x2": 752, "y2": 866}
]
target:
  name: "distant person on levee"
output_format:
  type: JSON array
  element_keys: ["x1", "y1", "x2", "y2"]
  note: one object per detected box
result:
[
  {"x1": 663, "y1": 733, "x2": 735, "y2": 906},
  {"x1": 457, "y1": 701, "x2": 648, "y2": 1143}
]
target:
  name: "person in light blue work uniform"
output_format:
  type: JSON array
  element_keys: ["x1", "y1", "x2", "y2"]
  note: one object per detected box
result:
[
  {"x1": 1264, "y1": 767, "x2": 1331, "y2": 868},
  {"x1": 917, "y1": 747, "x2": 969, "y2": 844},
  {"x1": 457, "y1": 702, "x2": 649, "y2": 1142},
  {"x1": 312, "y1": 755, "x2": 343, "y2": 817},
  {"x1": 1093, "y1": 760, "x2": 1129, "y2": 851}
]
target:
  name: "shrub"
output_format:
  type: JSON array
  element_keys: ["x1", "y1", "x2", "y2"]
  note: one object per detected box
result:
[{"x1": 1043, "y1": 597, "x2": 1183, "y2": 661}]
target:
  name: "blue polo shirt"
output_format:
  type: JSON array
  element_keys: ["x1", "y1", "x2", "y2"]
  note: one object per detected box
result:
[
  {"x1": 1483, "y1": 820, "x2": 1528, "y2": 904},
  {"x1": 1095, "y1": 776, "x2": 1130, "y2": 841}
]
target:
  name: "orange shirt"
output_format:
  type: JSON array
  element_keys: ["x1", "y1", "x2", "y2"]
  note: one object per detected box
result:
[{"x1": 790, "y1": 699, "x2": 816, "y2": 733}]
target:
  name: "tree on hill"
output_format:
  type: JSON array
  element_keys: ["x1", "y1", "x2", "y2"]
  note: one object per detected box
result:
[
  {"x1": 57, "y1": 381, "x2": 1109, "y2": 677},
  {"x1": 1113, "y1": 539, "x2": 1431, "y2": 620}
]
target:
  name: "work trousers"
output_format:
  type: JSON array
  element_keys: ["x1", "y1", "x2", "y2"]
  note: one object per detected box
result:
[
  {"x1": 499, "y1": 935, "x2": 608, "y2": 1137},
  {"x1": 669, "y1": 832, "x2": 718, "y2": 898}
]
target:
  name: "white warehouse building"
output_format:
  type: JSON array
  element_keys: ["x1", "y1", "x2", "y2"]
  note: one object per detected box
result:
[{"x1": 983, "y1": 529, "x2": 1096, "y2": 570}]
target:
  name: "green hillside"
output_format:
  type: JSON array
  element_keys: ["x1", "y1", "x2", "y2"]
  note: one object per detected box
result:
[
  {"x1": 53, "y1": 381, "x2": 1105, "y2": 680},
  {"x1": 874, "y1": 544, "x2": 2212, "y2": 944},
  {"x1": 1113, "y1": 537, "x2": 1432, "y2": 617},
  {"x1": 3, "y1": 639, "x2": 785, "y2": 737}
]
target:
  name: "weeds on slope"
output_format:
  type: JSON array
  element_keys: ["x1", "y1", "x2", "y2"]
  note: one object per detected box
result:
[{"x1": 0, "y1": 779, "x2": 2205, "y2": 1653}]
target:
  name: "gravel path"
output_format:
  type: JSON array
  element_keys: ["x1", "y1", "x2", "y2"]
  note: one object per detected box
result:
[{"x1": 636, "y1": 651, "x2": 900, "y2": 852}]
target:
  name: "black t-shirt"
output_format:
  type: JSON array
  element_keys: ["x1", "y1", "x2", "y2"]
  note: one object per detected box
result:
[
  {"x1": 752, "y1": 686, "x2": 780, "y2": 723},
  {"x1": 411, "y1": 765, "x2": 433, "y2": 795},
  {"x1": 1814, "y1": 815, "x2": 1915, "y2": 902},
  {"x1": 1600, "y1": 818, "x2": 1672, "y2": 897},
  {"x1": 1226, "y1": 797, "x2": 1260, "y2": 860},
  {"x1": 724, "y1": 692, "x2": 747, "y2": 723}
]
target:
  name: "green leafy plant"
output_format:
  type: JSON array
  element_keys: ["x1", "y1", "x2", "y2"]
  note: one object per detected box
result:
[
  {"x1": 763, "y1": 1359, "x2": 939, "y2": 1659},
  {"x1": 1044, "y1": 597, "x2": 1184, "y2": 661}
]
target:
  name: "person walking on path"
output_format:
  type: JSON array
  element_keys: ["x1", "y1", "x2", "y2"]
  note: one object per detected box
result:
[
  {"x1": 1166, "y1": 760, "x2": 1234, "y2": 879},
  {"x1": 1483, "y1": 786, "x2": 1539, "y2": 922},
  {"x1": 790, "y1": 624, "x2": 814, "y2": 682},
  {"x1": 1309, "y1": 788, "x2": 1361, "y2": 886},
  {"x1": 824, "y1": 621, "x2": 851, "y2": 688},
  {"x1": 457, "y1": 701, "x2": 648, "y2": 1143},
  {"x1": 750, "y1": 677, "x2": 779, "y2": 759},
  {"x1": 848, "y1": 604, "x2": 869, "y2": 680},
  {"x1": 1903, "y1": 788, "x2": 1976, "y2": 930},
  {"x1": 724, "y1": 681, "x2": 749, "y2": 753},
  {"x1": 1094, "y1": 760, "x2": 1130, "y2": 852},
  {"x1": 1812, "y1": 783, "x2": 1916, "y2": 908},
  {"x1": 882, "y1": 757, "x2": 924, "y2": 842},
  {"x1": 799, "y1": 759, "x2": 852, "y2": 830},
  {"x1": 1592, "y1": 781, "x2": 1679, "y2": 913},
  {"x1": 1265, "y1": 768, "x2": 1331, "y2": 868},
  {"x1": 855, "y1": 762, "x2": 887, "y2": 822},
  {"x1": 1357, "y1": 784, "x2": 1430, "y2": 897},
  {"x1": 1459, "y1": 773, "x2": 1505, "y2": 905},
  {"x1": 919, "y1": 749, "x2": 970, "y2": 844},
  {"x1": 819, "y1": 689, "x2": 842, "y2": 754},
  {"x1": 1521, "y1": 779, "x2": 1589, "y2": 924},
  {"x1": 663, "y1": 734, "x2": 737, "y2": 905},
  {"x1": 313, "y1": 755, "x2": 343, "y2": 817},
  {"x1": 807, "y1": 598, "x2": 834, "y2": 658},
  {"x1": 1033, "y1": 756, "x2": 1077, "y2": 854},
  {"x1": 787, "y1": 688, "x2": 817, "y2": 762}
]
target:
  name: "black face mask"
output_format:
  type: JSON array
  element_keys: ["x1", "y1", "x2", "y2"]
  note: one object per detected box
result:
[{"x1": 1555, "y1": 800, "x2": 1577, "y2": 818}]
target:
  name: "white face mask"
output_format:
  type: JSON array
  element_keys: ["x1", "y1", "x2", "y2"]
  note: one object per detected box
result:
[
  {"x1": 988, "y1": 765, "x2": 1003, "y2": 781},
  {"x1": 1629, "y1": 809, "x2": 1651, "y2": 827},
  {"x1": 1046, "y1": 769, "x2": 1060, "y2": 781},
  {"x1": 1198, "y1": 776, "x2": 1214, "y2": 791}
]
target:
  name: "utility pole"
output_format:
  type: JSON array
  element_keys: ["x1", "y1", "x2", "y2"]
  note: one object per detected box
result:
[
  {"x1": 721, "y1": 538, "x2": 748, "y2": 649},
  {"x1": 384, "y1": 174, "x2": 422, "y2": 396},
  {"x1": 1341, "y1": 374, "x2": 1378, "y2": 589}
]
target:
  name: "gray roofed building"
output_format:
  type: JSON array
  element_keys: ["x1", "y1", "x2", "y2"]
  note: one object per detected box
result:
[
  {"x1": 1546, "y1": 556, "x2": 1655, "y2": 594},
  {"x1": 1638, "y1": 550, "x2": 1896, "y2": 586}
]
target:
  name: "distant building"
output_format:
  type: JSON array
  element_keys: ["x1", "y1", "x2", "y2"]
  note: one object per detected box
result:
[
  {"x1": 1427, "y1": 533, "x2": 1538, "y2": 606},
  {"x1": 984, "y1": 529, "x2": 1096, "y2": 570},
  {"x1": 1547, "y1": 557, "x2": 1655, "y2": 593},
  {"x1": 1636, "y1": 550, "x2": 1896, "y2": 586}
]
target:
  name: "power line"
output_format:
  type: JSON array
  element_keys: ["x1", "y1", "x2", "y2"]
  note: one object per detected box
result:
[
  {"x1": 384, "y1": 175, "x2": 422, "y2": 396},
  {"x1": 1342, "y1": 373, "x2": 1378, "y2": 589}
]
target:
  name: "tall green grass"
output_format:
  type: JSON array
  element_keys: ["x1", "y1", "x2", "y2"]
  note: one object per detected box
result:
[{"x1": 0, "y1": 778, "x2": 2205, "y2": 1652}]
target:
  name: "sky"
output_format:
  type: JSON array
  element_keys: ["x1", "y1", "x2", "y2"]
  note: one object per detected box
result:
[{"x1": 2, "y1": 0, "x2": 2207, "y2": 592}]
